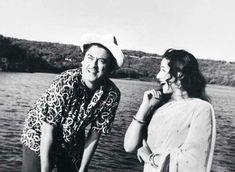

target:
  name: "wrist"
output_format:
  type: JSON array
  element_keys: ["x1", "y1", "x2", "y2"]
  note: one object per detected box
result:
[
  {"x1": 133, "y1": 115, "x2": 146, "y2": 125},
  {"x1": 136, "y1": 104, "x2": 151, "y2": 120}
]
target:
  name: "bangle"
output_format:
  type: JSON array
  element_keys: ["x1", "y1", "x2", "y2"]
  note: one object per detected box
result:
[
  {"x1": 149, "y1": 153, "x2": 159, "y2": 168},
  {"x1": 133, "y1": 116, "x2": 146, "y2": 125}
]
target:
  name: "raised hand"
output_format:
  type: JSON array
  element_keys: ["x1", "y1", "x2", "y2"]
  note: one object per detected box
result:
[
  {"x1": 135, "y1": 89, "x2": 162, "y2": 122},
  {"x1": 142, "y1": 89, "x2": 162, "y2": 112}
]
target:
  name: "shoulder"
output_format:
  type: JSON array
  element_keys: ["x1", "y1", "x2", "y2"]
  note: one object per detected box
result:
[
  {"x1": 52, "y1": 68, "x2": 81, "y2": 86},
  {"x1": 57, "y1": 68, "x2": 81, "y2": 80},
  {"x1": 190, "y1": 98, "x2": 215, "y2": 119},
  {"x1": 191, "y1": 98, "x2": 214, "y2": 111},
  {"x1": 46, "y1": 68, "x2": 82, "y2": 94},
  {"x1": 106, "y1": 79, "x2": 121, "y2": 96}
]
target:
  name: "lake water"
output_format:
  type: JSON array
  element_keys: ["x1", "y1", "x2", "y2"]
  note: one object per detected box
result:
[{"x1": 0, "y1": 72, "x2": 235, "y2": 172}]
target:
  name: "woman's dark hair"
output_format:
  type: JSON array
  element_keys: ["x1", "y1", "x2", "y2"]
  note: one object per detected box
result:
[
  {"x1": 162, "y1": 49, "x2": 210, "y2": 102},
  {"x1": 82, "y1": 43, "x2": 117, "y2": 72}
]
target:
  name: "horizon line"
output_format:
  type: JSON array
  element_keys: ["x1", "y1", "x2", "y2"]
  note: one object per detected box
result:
[{"x1": 1, "y1": 33, "x2": 234, "y2": 63}]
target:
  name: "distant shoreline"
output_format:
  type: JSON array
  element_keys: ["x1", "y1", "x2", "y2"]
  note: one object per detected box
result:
[
  {"x1": 1, "y1": 71, "x2": 235, "y2": 89},
  {"x1": 1, "y1": 34, "x2": 235, "y2": 87}
]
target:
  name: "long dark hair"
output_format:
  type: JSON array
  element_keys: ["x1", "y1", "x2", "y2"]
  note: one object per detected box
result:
[{"x1": 163, "y1": 49, "x2": 210, "y2": 102}]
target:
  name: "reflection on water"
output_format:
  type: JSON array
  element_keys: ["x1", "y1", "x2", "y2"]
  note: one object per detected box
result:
[{"x1": 0, "y1": 72, "x2": 235, "y2": 172}]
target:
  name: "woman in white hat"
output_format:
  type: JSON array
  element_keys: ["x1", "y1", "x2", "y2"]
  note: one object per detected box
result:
[
  {"x1": 21, "y1": 33, "x2": 124, "y2": 172},
  {"x1": 124, "y1": 49, "x2": 216, "y2": 172}
]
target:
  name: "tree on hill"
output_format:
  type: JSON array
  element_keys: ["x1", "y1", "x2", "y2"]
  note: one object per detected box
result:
[{"x1": 0, "y1": 34, "x2": 235, "y2": 86}]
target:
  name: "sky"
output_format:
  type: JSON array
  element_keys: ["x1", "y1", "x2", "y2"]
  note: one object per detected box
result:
[{"x1": 0, "y1": 0, "x2": 234, "y2": 62}]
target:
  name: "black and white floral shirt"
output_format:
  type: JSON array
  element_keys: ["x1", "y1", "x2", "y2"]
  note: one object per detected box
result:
[{"x1": 21, "y1": 68, "x2": 120, "y2": 165}]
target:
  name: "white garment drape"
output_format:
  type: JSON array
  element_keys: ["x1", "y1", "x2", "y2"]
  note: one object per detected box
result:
[{"x1": 144, "y1": 98, "x2": 216, "y2": 172}]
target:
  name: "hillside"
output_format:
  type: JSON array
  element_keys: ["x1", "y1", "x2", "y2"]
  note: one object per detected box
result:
[{"x1": 0, "y1": 35, "x2": 235, "y2": 86}]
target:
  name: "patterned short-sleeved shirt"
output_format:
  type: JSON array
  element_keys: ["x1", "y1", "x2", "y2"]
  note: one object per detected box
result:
[{"x1": 21, "y1": 68, "x2": 120, "y2": 165}]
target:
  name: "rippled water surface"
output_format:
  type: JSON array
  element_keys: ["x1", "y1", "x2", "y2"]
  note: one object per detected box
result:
[{"x1": 0, "y1": 72, "x2": 235, "y2": 172}]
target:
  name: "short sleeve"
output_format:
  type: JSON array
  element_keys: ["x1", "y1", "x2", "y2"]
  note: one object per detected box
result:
[
  {"x1": 38, "y1": 71, "x2": 71, "y2": 126},
  {"x1": 91, "y1": 89, "x2": 121, "y2": 134}
]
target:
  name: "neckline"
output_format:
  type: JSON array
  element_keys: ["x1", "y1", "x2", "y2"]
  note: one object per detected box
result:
[
  {"x1": 168, "y1": 97, "x2": 196, "y2": 103},
  {"x1": 159, "y1": 97, "x2": 197, "y2": 110}
]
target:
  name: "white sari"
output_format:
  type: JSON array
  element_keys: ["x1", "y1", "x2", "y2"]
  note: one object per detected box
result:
[{"x1": 144, "y1": 98, "x2": 216, "y2": 172}]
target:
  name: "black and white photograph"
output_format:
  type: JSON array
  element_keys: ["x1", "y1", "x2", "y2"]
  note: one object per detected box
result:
[{"x1": 0, "y1": 0, "x2": 234, "y2": 172}]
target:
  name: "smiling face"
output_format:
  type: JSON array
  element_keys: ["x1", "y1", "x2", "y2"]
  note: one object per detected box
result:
[
  {"x1": 156, "y1": 58, "x2": 176, "y2": 94},
  {"x1": 81, "y1": 45, "x2": 111, "y2": 88}
]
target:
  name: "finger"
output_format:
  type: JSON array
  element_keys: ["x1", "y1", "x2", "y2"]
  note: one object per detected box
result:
[
  {"x1": 142, "y1": 139, "x2": 151, "y2": 153},
  {"x1": 152, "y1": 89, "x2": 162, "y2": 99},
  {"x1": 156, "y1": 90, "x2": 162, "y2": 99},
  {"x1": 137, "y1": 154, "x2": 143, "y2": 163},
  {"x1": 151, "y1": 89, "x2": 157, "y2": 98},
  {"x1": 145, "y1": 90, "x2": 154, "y2": 99},
  {"x1": 149, "y1": 89, "x2": 158, "y2": 100},
  {"x1": 145, "y1": 90, "x2": 152, "y2": 95},
  {"x1": 137, "y1": 148, "x2": 144, "y2": 163},
  {"x1": 149, "y1": 89, "x2": 157, "y2": 96},
  {"x1": 142, "y1": 139, "x2": 148, "y2": 147}
]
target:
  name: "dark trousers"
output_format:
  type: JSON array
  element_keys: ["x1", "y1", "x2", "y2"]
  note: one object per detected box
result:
[{"x1": 21, "y1": 145, "x2": 78, "y2": 172}]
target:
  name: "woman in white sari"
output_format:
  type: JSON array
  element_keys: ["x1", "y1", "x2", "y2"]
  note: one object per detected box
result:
[{"x1": 124, "y1": 49, "x2": 216, "y2": 172}]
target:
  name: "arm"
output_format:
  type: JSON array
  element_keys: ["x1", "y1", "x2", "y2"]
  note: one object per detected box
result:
[
  {"x1": 79, "y1": 129, "x2": 101, "y2": 172},
  {"x1": 78, "y1": 87, "x2": 120, "y2": 171},
  {"x1": 40, "y1": 121, "x2": 55, "y2": 172},
  {"x1": 124, "y1": 89, "x2": 162, "y2": 152},
  {"x1": 124, "y1": 103, "x2": 150, "y2": 152},
  {"x1": 39, "y1": 72, "x2": 70, "y2": 172}
]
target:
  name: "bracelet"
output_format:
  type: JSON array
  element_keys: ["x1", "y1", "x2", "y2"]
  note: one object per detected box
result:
[
  {"x1": 152, "y1": 154, "x2": 160, "y2": 168},
  {"x1": 133, "y1": 116, "x2": 146, "y2": 125},
  {"x1": 149, "y1": 153, "x2": 154, "y2": 165},
  {"x1": 149, "y1": 153, "x2": 159, "y2": 168}
]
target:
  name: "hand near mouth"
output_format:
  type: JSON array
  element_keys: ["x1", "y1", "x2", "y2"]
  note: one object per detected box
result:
[
  {"x1": 135, "y1": 89, "x2": 163, "y2": 121},
  {"x1": 142, "y1": 89, "x2": 162, "y2": 111}
]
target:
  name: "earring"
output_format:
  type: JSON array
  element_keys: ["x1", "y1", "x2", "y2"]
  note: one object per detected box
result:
[{"x1": 176, "y1": 80, "x2": 182, "y2": 89}]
